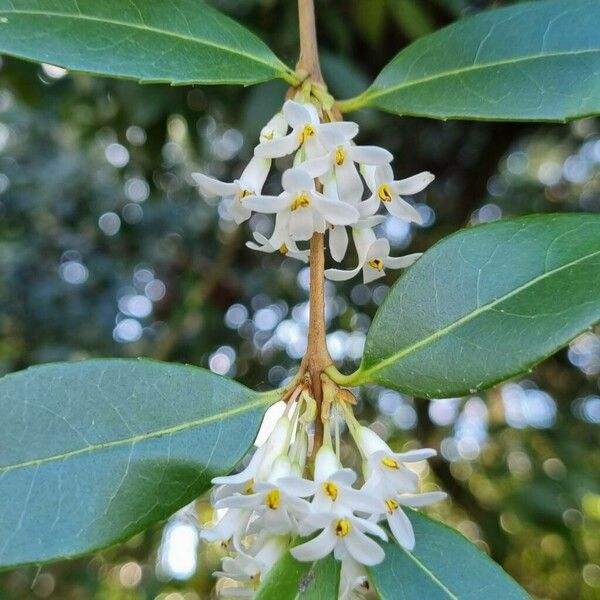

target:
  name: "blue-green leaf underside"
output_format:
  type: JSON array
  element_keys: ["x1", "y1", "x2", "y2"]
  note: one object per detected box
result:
[
  {"x1": 255, "y1": 551, "x2": 340, "y2": 599},
  {"x1": 0, "y1": 0, "x2": 292, "y2": 85},
  {"x1": 343, "y1": 0, "x2": 600, "y2": 121},
  {"x1": 0, "y1": 359, "x2": 273, "y2": 570},
  {"x1": 369, "y1": 510, "x2": 529, "y2": 599},
  {"x1": 353, "y1": 214, "x2": 600, "y2": 398}
]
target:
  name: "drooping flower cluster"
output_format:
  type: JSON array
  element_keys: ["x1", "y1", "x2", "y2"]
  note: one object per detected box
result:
[
  {"x1": 193, "y1": 97, "x2": 434, "y2": 283},
  {"x1": 201, "y1": 382, "x2": 446, "y2": 598}
]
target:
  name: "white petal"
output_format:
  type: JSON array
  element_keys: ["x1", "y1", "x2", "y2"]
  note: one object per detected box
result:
[
  {"x1": 336, "y1": 160, "x2": 364, "y2": 204},
  {"x1": 392, "y1": 171, "x2": 435, "y2": 195},
  {"x1": 352, "y1": 228, "x2": 377, "y2": 265},
  {"x1": 358, "y1": 215, "x2": 386, "y2": 229},
  {"x1": 349, "y1": 145, "x2": 393, "y2": 165},
  {"x1": 282, "y1": 167, "x2": 314, "y2": 193},
  {"x1": 289, "y1": 208, "x2": 315, "y2": 241},
  {"x1": 325, "y1": 265, "x2": 362, "y2": 281},
  {"x1": 374, "y1": 164, "x2": 394, "y2": 186},
  {"x1": 344, "y1": 529, "x2": 385, "y2": 566},
  {"x1": 302, "y1": 153, "x2": 332, "y2": 178},
  {"x1": 358, "y1": 429, "x2": 391, "y2": 456},
  {"x1": 385, "y1": 253, "x2": 422, "y2": 270},
  {"x1": 283, "y1": 100, "x2": 314, "y2": 128},
  {"x1": 318, "y1": 121, "x2": 358, "y2": 141},
  {"x1": 343, "y1": 488, "x2": 384, "y2": 514},
  {"x1": 314, "y1": 446, "x2": 342, "y2": 481},
  {"x1": 363, "y1": 264, "x2": 386, "y2": 284},
  {"x1": 291, "y1": 529, "x2": 337, "y2": 562},
  {"x1": 277, "y1": 476, "x2": 316, "y2": 497},
  {"x1": 215, "y1": 493, "x2": 262, "y2": 510},
  {"x1": 228, "y1": 199, "x2": 252, "y2": 224},
  {"x1": 353, "y1": 516, "x2": 388, "y2": 541},
  {"x1": 317, "y1": 128, "x2": 346, "y2": 150},
  {"x1": 366, "y1": 238, "x2": 390, "y2": 262},
  {"x1": 388, "y1": 508, "x2": 415, "y2": 550},
  {"x1": 244, "y1": 194, "x2": 287, "y2": 214},
  {"x1": 192, "y1": 172, "x2": 237, "y2": 197},
  {"x1": 398, "y1": 491, "x2": 447, "y2": 507},
  {"x1": 357, "y1": 193, "x2": 380, "y2": 218},
  {"x1": 329, "y1": 468, "x2": 356, "y2": 487},
  {"x1": 386, "y1": 196, "x2": 423, "y2": 224},
  {"x1": 361, "y1": 164, "x2": 377, "y2": 192},
  {"x1": 239, "y1": 156, "x2": 271, "y2": 193},
  {"x1": 329, "y1": 225, "x2": 349, "y2": 262},
  {"x1": 313, "y1": 193, "x2": 359, "y2": 226},
  {"x1": 394, "y1": 448, "x2": 437, "y2": 462},
  {"x1": 212, "y1": 446, "x2": 266, "y2": 485},
  {"x1": 254, "y1": 132, "x2": 298, "y2": 158}
]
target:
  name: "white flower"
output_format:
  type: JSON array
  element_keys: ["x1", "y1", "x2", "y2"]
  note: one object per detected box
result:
[
  {"x1": 192, "y1": 156, "x2": 271, "y2": 224},
  {"x1": 244, "y1": 167, "x2": 359, "y2": 241},
  {"x1": 378, "y1": 490, "x2": 447, "y2": 550},
  {"x1": 247, "y1": 214, "x2": 310, "y2": 263},
  {"x1": 303, "y1": 130, "x2": 392, "y2": 204},
  {"x1": 259, "y1": 112, "x2": 288, "y2": 143},
  {"x1": 215, "y1": 535, "x2": 287, "y2": 595},
  {"x1": 216, "y1": 458, "x2": 311, "y2": 536},
  {"x1": 279, "y1": 447, "x2": 383, "y2": 518},
  {"x1": 254, "y1": 100, "x2": 358, "y2": 160},
  {"x1": 200, "y1": 507, "x2": 252, "y2": 544},
  {"x1": 290, "y1": 511, "x2": 387, "y2": 566},
  {"x1": 325, "y1": 227, "x2": 421, "y2": 283},
  {"x1": 339, "y1": 557, "x2": 374, "y2": 600},
  {"x1": 362, "y1": 164, "x2": 433, "y2": 224}
]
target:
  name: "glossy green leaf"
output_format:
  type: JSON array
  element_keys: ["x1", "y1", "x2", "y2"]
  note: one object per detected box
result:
[
  {"x1": 347, "y1": 214, "x2": 600, "y2": 397},
  {"x1": 0, "y1": 0, "x2": 294, "y2": 85},
  {"x1": 338, "y1": 0, "x2": 600, "y2": 121},
  {"x1": 255, "y1": 551, "x2": 340, "y2": 600},
  {"x1": 0, "y1": 359, "x2": 273, "y2": 569},
  {"x1": 369, "y1": 510, "x2": 529, "y2": 599}
]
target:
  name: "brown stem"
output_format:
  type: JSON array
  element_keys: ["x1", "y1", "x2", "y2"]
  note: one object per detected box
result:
[
  {"x1": 296, "y1": 0, "x2": 324, "y2": 84},
  {"x1": 294, "y1": 0, "x2": 332, "y2": 461}
]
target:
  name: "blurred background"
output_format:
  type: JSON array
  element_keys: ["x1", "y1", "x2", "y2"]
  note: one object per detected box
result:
[{"x1": 0, "y1": 0, "x2": 599, "y2": 598}]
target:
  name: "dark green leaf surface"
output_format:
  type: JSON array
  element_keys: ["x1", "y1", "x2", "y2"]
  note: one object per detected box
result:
[
  {"x1": 341, "y1": 0, "x2": 600, "y2": 121},
  {"x1": 0, "y1": 0, "x2": 293, "y2": 85},
  {"x1": 255, "y1": 551, "x2": 340, "y2": 600},
  {"x1": 369, "y1": 511, "x2": 529, "y2": 599},
  {"x1": 352, "y1": 214, "x2": 600, "y2": 397},
  {"x1": 0, "y1": 359, "x2": 273, "y2": 569}
]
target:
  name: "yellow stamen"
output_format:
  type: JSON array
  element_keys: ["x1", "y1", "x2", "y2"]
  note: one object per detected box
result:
[
  {"x1": 323, "y1": 481, "x2": 339, "y2": 501},
  {"x1": 368, "y1": 258, "x2": 384, "y2": 271},
  {"x1": 245, "y1": 479, "x2": 254, "y2": 494},
  {"x1": 291, "y1": 193, "x2": 310, "y2": 211},
  {"x1": 378, "y1": 183, "x2": 393, "y2": 202},
  {"x1": 279, "y1": 243, "x2": 289, "y2": 255},
  {"x1": 251, "y1": 573, "x2": 261, "y2": 590},
  {"x1": 335, "y1": 146, "x2": 346, "y2": 166},
  {"x1": 239, "y1": 189, "x2": 252, "y2": 202},
  {"x1": 335, "y1": 518, "x2": 351, "y2": 537},
  {"x1": 266, "y1": 488, "x2": 281, "y2": 510},
  {"x1": 299, "y1": 124, "x2": 316, "y2": 144},
  {"x1": 385, "y1": 498, "x2": 399, "y2": 514},
  {"x1": 381, "y1": 456, "x2": 400, "y2": 469}
]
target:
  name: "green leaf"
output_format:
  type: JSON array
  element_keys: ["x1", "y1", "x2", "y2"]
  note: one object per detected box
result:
[
  {"x1": 338, "y1": 0, "x2": 600, "y2": 121},
  {"x1": 0, "y1": 0, "x2": 294, "y2": 85},
  {"x1": 369, "y1": 510, "x2": 529, "y2": 599},
  {"x1": 255, "y1": 551, "x2": 340, "y2": 600},
  {"x1": 0, "y1": 359, "x2": 274, "y2": 570},
  {"x1": 347, "y1": 214, "x2": 600, "y2": 398}
]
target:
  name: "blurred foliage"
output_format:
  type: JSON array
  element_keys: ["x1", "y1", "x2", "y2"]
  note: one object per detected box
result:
[{"x1": 0, "y1": 1, "x2": 599, "y2": 599}]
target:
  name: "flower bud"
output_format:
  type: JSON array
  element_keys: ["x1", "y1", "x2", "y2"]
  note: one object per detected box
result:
[
  {"x1": 314, "y1": 445, "x2": 342, "y2": 481},
  {"x1": 257, "y1": 416, "x2": 292, "y2": 481}
]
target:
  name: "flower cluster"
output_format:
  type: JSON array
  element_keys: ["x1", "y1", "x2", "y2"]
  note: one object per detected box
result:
[
  {"x1": 201, "y1": 383, "x2": 446, "y2": 597},
  {"x1": 193, "y1": 97, "x2": 434, "y2": 283}
]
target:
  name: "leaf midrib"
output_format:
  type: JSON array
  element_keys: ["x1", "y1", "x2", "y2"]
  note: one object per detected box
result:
[
  {"x1": 359, "y1": 246, "x2": 600, "y2": 382},
  {"x1": 0, "y1": 7, "x2": 284, "y2": 74},
  {"x1": 398, "y1": 546, "x2": 458, "y2": 599},
  {"x1": 365, "y1": 48, "x2": 599, "y2": 104},
  {"x1": 0, "y1": 394, "x2": 271, "y2": 474}
]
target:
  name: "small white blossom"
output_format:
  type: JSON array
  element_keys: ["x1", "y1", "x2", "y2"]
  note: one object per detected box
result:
[
  {"x1": 362, "y1": 164, "x2": 433, "y2": 224},
  {"x1": 291, "y1": 510, "x2": 387, "y2": 566},
  {"x1": 245, "y1": 167, "x2": 359, "y2": 241},
  {"x1": 192, "y1": 156, "x2": 270, "y2": 224},
  {"x1": 254, "y1": 100, "x2": 358, "y2": 160},
  {"x1": 325, "y1": 227, "x2": 421, "y2": 283}
]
